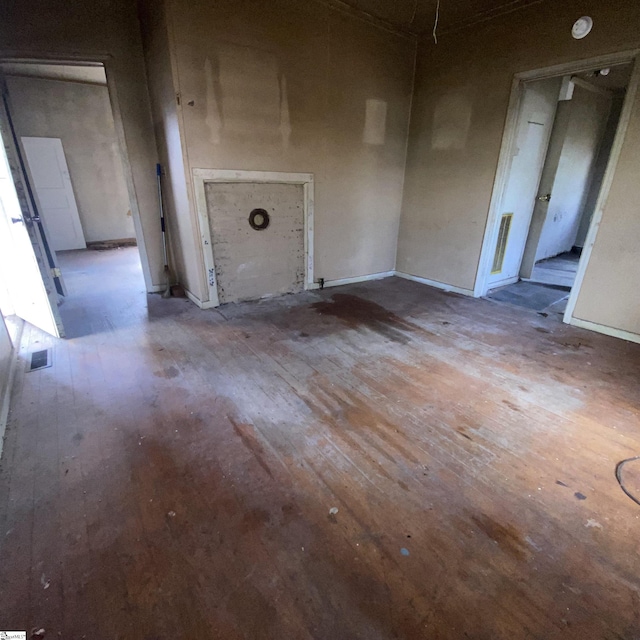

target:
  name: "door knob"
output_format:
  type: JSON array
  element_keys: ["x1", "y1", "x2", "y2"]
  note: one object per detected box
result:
[
  {"x1": 536, "y1": 193, "x2": 551, "y2": 202},
  {"x1": 11, "y1": 217, "x2": 23, "y2": 224}
]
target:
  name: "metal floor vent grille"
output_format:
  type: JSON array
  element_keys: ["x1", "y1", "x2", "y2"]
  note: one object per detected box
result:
[
  {"x1": 491, "y1": 213, "x2": 513, "y2": 274},
  {"x1": 29, "y1": 349, "x2": 52, "y2": 372}
]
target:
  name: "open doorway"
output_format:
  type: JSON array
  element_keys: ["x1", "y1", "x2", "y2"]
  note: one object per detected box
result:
[
  {"x1": 0, "y1": 61, "x2": 149, "y2": 338},
  {"x1": 479, "y1": 57, "x2": 635, "y2": 316}
]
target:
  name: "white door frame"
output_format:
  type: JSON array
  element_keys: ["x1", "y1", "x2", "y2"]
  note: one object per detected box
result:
[
  {"x1": 192, "y1": 168, "x2": 315, "y2": 308},
  {"x1": 474, "y1": 50, "x2": 640, "y2": 322},
  {"x1": 0, "y1": 53, "x2": 157, "y2": 293}
]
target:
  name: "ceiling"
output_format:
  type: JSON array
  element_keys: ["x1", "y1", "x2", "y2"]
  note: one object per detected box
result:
[
  {"x1": 329, "y1": 0, "x2": 544, "y2": 36},
  {"x1": 574, "y1": 64, "x2": 632, "y2": 92}
]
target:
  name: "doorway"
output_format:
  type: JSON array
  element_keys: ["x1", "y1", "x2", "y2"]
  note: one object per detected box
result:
[
  {"x1": 479, "y1": 56, "x2": 635, "y2": 316},
  {"x1": 0, "y1": 61, "x2": 149, "y2": 338}
]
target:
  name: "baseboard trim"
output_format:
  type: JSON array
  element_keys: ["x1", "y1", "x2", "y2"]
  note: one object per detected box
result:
[
  {"x1": 147, "y1": 284, "x2": 169, "y2": 294},
  {"x1": 320, "y1": 271, "x2": 396, "y2": 289},
  {"x1": 183, "y1": 269, "x2": 474, "y2": 307},
  {"x1": 567, "y1": 317, "x2": 640, "y2": 345},
  {"x1": 185, "y1": 288, "x2": 219, "y2": 309},
  {"x1": 0, "y1": 319, "x2": 24, "y2": 460},
  {"x1": 486, "y1": 276, "x2": 519, "y2": 291},
  {"x1": 394, "y1": 271, "x2": 475, "y2": 296}
]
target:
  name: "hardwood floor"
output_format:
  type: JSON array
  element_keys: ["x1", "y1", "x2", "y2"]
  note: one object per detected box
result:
[{"x1": 1, "y1": 248, "x2": 640, "y2": 639}]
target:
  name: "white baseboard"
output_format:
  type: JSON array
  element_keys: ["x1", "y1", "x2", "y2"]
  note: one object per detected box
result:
[
  {"x1": 486, "y1": 276, "x2": 519, "y2": 291},
  {"x1": 394, "y1": 271, "x2": 475, "y2": 296},
  {"x1": 567, "y1": 317, "x2": 640, "y2": 345},
  {"x1": 147, "y1": 284, "x2": 169, "y2": 294},
  {"x1": 185, "y1": 288, "x2": 219, "y2": 309},
  {"x1": 319, "y1": 270, "x2": 395, "y2": 289},
  {"x1": 184, "y1": 268, "x2": 473, "y2": 308}
]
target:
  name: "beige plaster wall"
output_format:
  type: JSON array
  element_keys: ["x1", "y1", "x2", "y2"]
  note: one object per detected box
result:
[
  {"x1": 147, "y1": 0, "x2": 415, "y2": 300},
  {"x1": 572, "y1": 77, "x2": 640, "y2": 334},
  {"x1": 138, "y1": 0, "x2": 197, "y2": 294},
  {"x1": 397, "y1": 0, "x2": 640, "y2": 329}
]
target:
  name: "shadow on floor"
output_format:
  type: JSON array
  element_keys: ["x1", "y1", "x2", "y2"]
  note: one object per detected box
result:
[
  {"x1": 528, "y1": 251, "x2": 580, "y2": 288},
  {"x1": 486, "y1": 280, "x2": 570, "y2": 314},
  {"x1": 57, "y1": 247, "x2": 149, "y2": 339}
]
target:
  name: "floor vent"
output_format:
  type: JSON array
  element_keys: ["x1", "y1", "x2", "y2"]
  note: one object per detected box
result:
[
  {"x1": 491, "y1": 213, "x2": 513, "y2": 274},
  {"x1": 29, "y1": 349, "x2": 52, "y2": 372}
]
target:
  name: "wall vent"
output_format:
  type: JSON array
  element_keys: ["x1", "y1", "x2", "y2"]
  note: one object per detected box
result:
[
  {"x1": 491, "y1": 213, "x2": 513, "y2": 274},
  {"x1": 29, "y1": 349, "x2": 52, "y2": 372}
]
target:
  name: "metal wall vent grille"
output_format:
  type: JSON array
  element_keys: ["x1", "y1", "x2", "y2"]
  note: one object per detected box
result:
[
  {"x1": 491, "y1": 213, "x2": 513, "y2": 274},
  {"x1": 29, "y1": 349, "x2": 52, "y2": 372}
]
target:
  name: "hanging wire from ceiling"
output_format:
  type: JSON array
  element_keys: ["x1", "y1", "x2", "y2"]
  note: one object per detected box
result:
[
  {"x1": 410, "y1": 0, "x2": 418, "y2": 25},
  {"x1": 433, "y1": 0, "x2": 441, "y2": 43}
]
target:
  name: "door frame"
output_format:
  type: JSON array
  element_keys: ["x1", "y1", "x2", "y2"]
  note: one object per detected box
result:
[
  {"x1": 0, "y1": 53, "x2": 156, "y2": 293},
  {"x1": 192, "y1": 168, "x2": 315, "y2": 308},
  {"x1": 474, "y1": 50, "x2": 640, "y2": 321}
]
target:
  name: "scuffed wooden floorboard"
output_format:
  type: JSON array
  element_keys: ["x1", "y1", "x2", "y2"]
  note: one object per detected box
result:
[{"x1": 0, "y1": 248, "x2": 640, "y2": 639}]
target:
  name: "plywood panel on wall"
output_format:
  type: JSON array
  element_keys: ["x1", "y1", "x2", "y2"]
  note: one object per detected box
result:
[{"x1": 205, "y1": 182, "x2": 304, "y2": 304}]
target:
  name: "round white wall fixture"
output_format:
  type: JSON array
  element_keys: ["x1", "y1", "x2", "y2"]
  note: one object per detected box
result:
[{"x1": 572, "y1": 16, "x2": 593, "y2": 39}]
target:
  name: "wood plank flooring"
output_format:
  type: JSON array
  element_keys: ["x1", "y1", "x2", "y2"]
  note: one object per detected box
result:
[{"x1": 1, "y1": 248, "x2": 640, "y2": 639}]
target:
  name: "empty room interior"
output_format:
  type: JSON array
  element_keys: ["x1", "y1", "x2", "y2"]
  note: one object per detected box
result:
[{"x1": 0, "y1": 0, "x2": 640, "y2": 638}]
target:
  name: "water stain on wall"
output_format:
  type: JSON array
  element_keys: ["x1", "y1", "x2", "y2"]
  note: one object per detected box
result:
[
  {"x1": 204, "y1": 57, "x2": 223, "y2": 145},
  {"x1": 363, "y1": 98, "x2": 387, "y2": 145},
  {"x1": 431, "y1": 88, "x2": 473, "y2": 151}
]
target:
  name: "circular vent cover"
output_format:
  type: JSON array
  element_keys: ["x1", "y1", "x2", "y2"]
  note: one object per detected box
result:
[{"x1": 249, "y1": 208, "x2": 270, "y2": 230}]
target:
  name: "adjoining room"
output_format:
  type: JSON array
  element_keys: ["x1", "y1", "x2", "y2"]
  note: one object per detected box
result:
[
  {"x1": 485, "y1": 63, "x2": 631, "y2": 316},
  {"x1": 0, "y1": 61, "x2": 150, "y2": 338}
]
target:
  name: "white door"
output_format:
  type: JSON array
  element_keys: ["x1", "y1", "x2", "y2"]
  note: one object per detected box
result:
[
  {"x1": 21, "y1": 137, "x2": 86, "y2": 251},
  {"x1": 487, "y1": 77, "x2": 561, "y2": 287},
  {"x1": 0, "y1": 79, "x2": 64, "y2": 337}
]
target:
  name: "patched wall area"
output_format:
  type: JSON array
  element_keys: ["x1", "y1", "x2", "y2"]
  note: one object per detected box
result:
[{"x1": 205, "y1": 182, "x2": 305, "y2": 304}]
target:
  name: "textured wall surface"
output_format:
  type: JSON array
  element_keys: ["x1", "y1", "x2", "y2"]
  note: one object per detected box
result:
[
  {"x1": 139, "y1": 0, "x2": 415, "y2": 303},
  {"x1": 205, "y1": 182, "x2": 304, "y2": 304}
]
